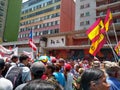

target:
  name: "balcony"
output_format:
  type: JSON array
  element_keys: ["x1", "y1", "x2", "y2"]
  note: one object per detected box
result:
[
  {"x1": 96, "y1": 11, "x2": 120, "y2": 19},
  {"x1": 96, "y1": 1, "x2": 120, "y2": 10}
]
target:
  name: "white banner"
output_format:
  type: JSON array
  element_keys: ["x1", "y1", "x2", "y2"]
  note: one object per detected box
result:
[
  {"x1": 0, "y1": 45, "x2": 13, "y2": 54},
  {"x1": 0, "y1": 45, "x2": 18, "y2": 61}
]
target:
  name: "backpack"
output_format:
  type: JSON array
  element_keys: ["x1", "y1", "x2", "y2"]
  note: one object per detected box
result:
[{"x1": 6, "y1": 66, "x2": 23, "y2": 89}]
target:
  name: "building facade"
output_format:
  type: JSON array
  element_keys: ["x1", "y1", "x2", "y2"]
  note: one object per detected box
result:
[
  {"x1": 0, "y1": 0, "x2": 7, "y2": 43},
  {"x1": 2, "y1": 0, "x2": 120, "y2": 60},
  {"x1": 75, "y1": 0, "x2": 96, "y2": 30},
  {"x1": 18, "y1": 0, "x2": 75, "y2": 41},
  {"x1": 96, "y1": 0, "x2": 120, "y2": 44},
  {"x1": 74, "y1": 0, "x2": 120, "y2": 60}
]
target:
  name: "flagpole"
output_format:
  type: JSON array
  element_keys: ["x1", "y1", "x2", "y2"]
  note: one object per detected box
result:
[
  {"x1": 112, "y1": 23, "x2": 118, "y2": 43},
  {"x1": 105, "y1": 32, "x2": 118, "y2": 62},
  {"x1": 32, "y1": 30, "x2": 34, "y2": 60}
]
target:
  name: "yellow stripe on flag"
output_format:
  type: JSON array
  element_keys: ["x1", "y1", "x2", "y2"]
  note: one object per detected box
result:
[
  {"x1": 89, "y1": 34, "x2": 105, "y2": 56},
  {"x1": 88, "y1": 25, "x2": 100, "y2": 41},
  {"x1": 104, "y1": 9, "x2": 112, "y2": 31}
]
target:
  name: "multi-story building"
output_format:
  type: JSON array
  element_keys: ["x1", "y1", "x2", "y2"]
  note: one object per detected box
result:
[
  {"x1": 75, "y1": 0, "x2": 96, "y2": 30},
  {"x1": 0, "y1": 0, "x2": 22, "y2": 42},
  {"x1": 0, "y1": 0, "x2": 7, "y2": 43},
  {"x1": 18, "y1": 0, "x2": 75, "y2": 41}
]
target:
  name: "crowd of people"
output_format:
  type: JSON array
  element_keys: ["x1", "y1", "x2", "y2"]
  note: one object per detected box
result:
[{"x1": 0, "y1": 54, "x2": 120, "y2": 90}]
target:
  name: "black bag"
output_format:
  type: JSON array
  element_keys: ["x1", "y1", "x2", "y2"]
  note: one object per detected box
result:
[{"x1": 6, "y1": 66, "x2": 23, "y2": 89}]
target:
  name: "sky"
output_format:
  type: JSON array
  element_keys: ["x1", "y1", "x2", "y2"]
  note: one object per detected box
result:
[{"x1": 22, "y1": 0, "x2": 28, "y2": 3}]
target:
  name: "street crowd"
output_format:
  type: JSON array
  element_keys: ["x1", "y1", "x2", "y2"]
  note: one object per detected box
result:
[{"x1": 0, "y1": 54, "x2": 120, "y2": 90}]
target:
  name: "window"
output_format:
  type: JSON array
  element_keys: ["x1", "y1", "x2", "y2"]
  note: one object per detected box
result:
[
  {"x1": 86, "y1": 12, "x2": 90, "y2": 16},
  {"x1": 99, "y1": 12, "x2": 104, "y2": 16},
  {"x1": 51, "y1": 22, "x2": 53, "y2": 26},
  {"x1": 39, "y1": 32, "x2": 42, "y2": 35},
  {"x1": 43, "y1": 30, "x2": 48, "y2": 35},
  {"x1": 35, "y1": 32, "x2": 37, "y2": 36},
  {"x1": 37, "y1": 32, "x2": 39, "y2": 36},
  {"x1": 80, "y1": 22, "x2": 84, "y2": 26},
  {"x1": 55, "y1": 29, "x2": 59, "y2": 33},
  {"x1": 86, "y1": 21, "x2": 90, "y2": 25},
  {"x1": 47, "y1": 1, "x2": 53, "y2": 5},
  {"x1": 80, "y1": 5, "x2": 84, "y2": 9},
  {"x1": 116, "y1": 18, "x2": 120, "y2": 23},
  {"x1": 55, "y1": 21, "x2": 60, "y2": 25},
  {"x1": 44, "y1": 23, "x2": 47, "y2": 27},
  {"x1": 54, "y1": 0, "x2": 60, "y2": 3},
  {"x1": 85, "y1": 3, "x2": 90, "y2": 8},
  {"x1": 0, "y1": 1, "x2": 5, "y2": 6},
  {"x1": 56, "y1": 5, "x2": 60, "y2": 9},
  {"x1": 80, "y1": 13, "x2": 84, "y2": 17}
]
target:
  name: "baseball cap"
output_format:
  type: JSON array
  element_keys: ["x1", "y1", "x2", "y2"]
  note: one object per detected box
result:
[
  {"x1": 30, "y1": 62, "x2": 45, "y2": 75},
  {"x1": 0, "y1": 59, "x2": 5, "y2": 69},
  {"x1": 51, "y1": 58, "x2": 57, "y2": 63},
  {"x1": 65, "y1": 64, "x2": 72, "y2": 71}
]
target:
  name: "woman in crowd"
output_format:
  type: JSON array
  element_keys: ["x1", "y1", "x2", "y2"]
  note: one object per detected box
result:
[
  {"x1": 80, "y1": 68, "x2": 110, "y2": 90},
  {"x1": 22, "y1": 79, "x2": 63, "y2": 90}
]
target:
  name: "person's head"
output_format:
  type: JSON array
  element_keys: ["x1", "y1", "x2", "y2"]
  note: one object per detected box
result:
[
  {"x1": 22, "y1": 79, "x2": 63, "y2": 90},
  {"x1": 54, "y1": 63, "x2": 61, "y2": 72},
  {"x1": 0, "y1": 59, "x2": 5, "y2": 72},
  {"x1": 45, "y1": 63, "x2": 55, "y2": 75},
  {"x1": 64, "y1": 64, "x2": 72, "y2": 72},
  {"x1": 92, "y1": 61, "x2": 101, "y2": 69},
  {"x1": 19, "y1": 54, "x2": 29, "y2": 65},
  {"x1": 74, "y1": 64, "x2": 80, "y2": 71},
  {"x1": 105, "y1": 62, "x2": 120, "y2": 78},
  {"x1": 78, "y1": 68, "x2": 84, "y2": 75},
  {"x1": 30, "y1": 62, "x2": 45, "y2": 79},
  {"x1": 80, "y1": 68, "x2": 110, "y2": 90},
  {"x1": 59, "y1": 58, "x2": 65, "y2": 66},
  {"x1": 11, "y1": 55, "x2": 18, "y2": 63}
]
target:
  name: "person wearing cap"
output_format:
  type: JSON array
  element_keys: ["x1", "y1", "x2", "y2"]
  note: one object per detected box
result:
[
  {"x1": 64, "y1": 64, "x2": 74, "y2": 90},
  {"x1": 15, "y1": 61, "x2": 45, "y2": 90},
  {"x1": 0, "y1": 59, "x2": 13, "y2": 90}
]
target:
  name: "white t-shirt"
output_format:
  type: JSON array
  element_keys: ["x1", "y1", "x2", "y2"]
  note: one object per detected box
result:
[{"x1": 0, "y1": 77, "x2": 13, "y2": 90}]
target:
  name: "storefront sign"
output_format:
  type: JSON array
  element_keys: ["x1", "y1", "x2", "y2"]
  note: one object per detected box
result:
[{"x1": 47, "y1": 36, "x2": 66, "y2": 47}]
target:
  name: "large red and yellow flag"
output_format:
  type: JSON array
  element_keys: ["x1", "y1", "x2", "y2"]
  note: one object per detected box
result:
[
  {"x1": 104, "y1": 9, "x2": 112, "y2": 32},
  {"x1": 89, "y1": 34, "x2": 106, "y2": 56},
  {"x1": 114, "y1": 41, "x2": 120, "y2": 56},
  {"x1": 86, "y1": 18, "x2": 105, "y2": 42}
]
